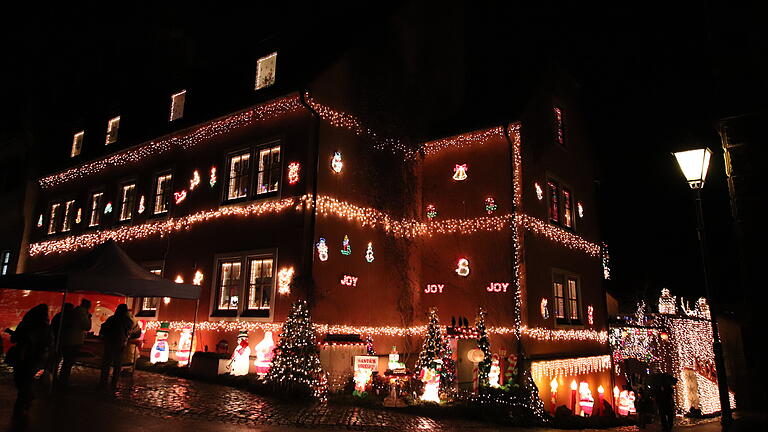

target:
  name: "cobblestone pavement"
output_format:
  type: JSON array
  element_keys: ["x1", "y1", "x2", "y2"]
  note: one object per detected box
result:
[{"x1": 0, "y1": 365, "x2": 730, "y2": 432}]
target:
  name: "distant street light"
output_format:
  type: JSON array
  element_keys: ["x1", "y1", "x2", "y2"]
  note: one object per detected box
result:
[{"x1": 673, "y1": 147, "x2": 733, "y2": 430}]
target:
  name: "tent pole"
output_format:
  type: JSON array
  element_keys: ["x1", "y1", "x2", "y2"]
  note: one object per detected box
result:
[
  {"x1": 50, "y1": 289, "x2": 67, "y2": 392},
  {"x1": 188, "y1": 298, "x2": 200, "y2": 368}
]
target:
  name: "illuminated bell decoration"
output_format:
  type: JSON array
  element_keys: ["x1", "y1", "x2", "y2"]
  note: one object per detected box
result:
[
  {"x1": 541, "y1": 298, "x2": 550, "y2": 319},
  {"x1": 535, "y1": 182, "x2": 544, "y2": 200},
  {"x1": 37, "y1": 214, "x2": 43, "y2": 227},
  {"x1": 150, "y1": 322, "x2": 170, "y2": 364},
  {"x1": 138, "y1": 196, "x2": 146, "y2": 214},
  {"x1": 192, "y1": 270, "x2": 204, "y2": 286},
  {"x1": 341, "y1": 235, "x2": 352, "y2": 255},
  {"x1": 287, "y1": 162, "x2": 300, "y2": 185},
  {"x1": 426, "y1": 204, "x2": 437, "y2": 220},
  {"x1": 455, "y1": 258, "x2": 470, "y2": 277},
  {"x1": 316, "y1": 238, "x2": 329, "y2": 261},
  {"x1": 484, "y1": 197, "x2": 497, "y2": 214},
  {"x1": 452, "y1": 163, "x2": 468, "y2": 181},
  {"x1": 277, "y1": 267, "x2": 294, "y2": 295},
  {"x1": 331, "y1": 152, "x2": 343, "y2": 173},
  {"x1": 209, "y1": 166, "x2": 217, "y2": 187},
  {"x1": 75, "y1": 208, "x2": 82, "y2": 224},
  {"x1": 174, "y1": 190, "x2": 187, "y2": 204},
  {"x1": 104, "y1": 202, "x2": 113, "y2": 214},
  {"x1": 190, "y1": 170, "x2": 201, "y2": 190},
  {"x1": 365, "y1": 242, "x2": 374, "y2": 263}
]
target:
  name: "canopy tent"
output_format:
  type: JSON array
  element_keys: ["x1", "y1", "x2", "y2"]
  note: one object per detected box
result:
[{"x1": 0, "y1": 240, "x2": 201, "y2": 299}]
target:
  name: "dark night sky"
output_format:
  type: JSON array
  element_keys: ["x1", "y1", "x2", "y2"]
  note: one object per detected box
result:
[{"x1": 2, "y1": 2, "x2": 765, "y2": 310}]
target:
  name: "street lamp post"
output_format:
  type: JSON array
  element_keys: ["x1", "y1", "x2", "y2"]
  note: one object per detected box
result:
[{"x1": 673, "y1": 148, "x2": 733, "y2": 429}]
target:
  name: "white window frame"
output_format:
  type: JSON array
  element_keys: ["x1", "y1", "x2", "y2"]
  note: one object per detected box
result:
[
  {"x1": 210, "y1": 249, "x2": 277, "y2": 321},
  {"x1": 88, "y1": 192, "x2": 104, "y2": 227},
  {"x1": 256, "y1": 143, "x2": 281, "y2": 196},
  {"x1": 1, "y1": 251, "x2": 10, "y2": 275},
  {"x1": 255, "y1": 52, "x2": 277, "y2": 90},
  {"x1": 105, "y1": 116, "x2": 120, "y2": 145},
  {"x1": 153, "y1": 172, "x2": 173, "y2": 215},
  {"x1": 71, "y1": 131, "x2": 84, "y2": 157},
  {"x1": 119, "y1": 183, "x2": 136, "y2": 222},
  {"x1": 62, "y1": 199, "x2": 76, "y2": 232},
  {"x1": 552, "y1": 270, "x2": 582, "y2": 326},
  {"x1": 47, "y1": 202, "x2": 61, "y2": 235},
  {"x1": 169, "y1": 90, "x2": 186, "y2": 121}
]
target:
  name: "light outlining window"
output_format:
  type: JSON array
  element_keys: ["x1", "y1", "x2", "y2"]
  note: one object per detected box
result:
[
  {"x1": 119, "y1": 184, "x2": 136, "y2": 221},
  {"x1": 138, "y1": 267, "x2": 162, "y2": 316},
  {"x1": 169, "y1": 90, "x2": 186, "y2": 121},
  {"x1": 256, "y1": 144, "x2": 281, "y2": 195},
  {"x1": 105, "y1": 116, "x2": 120, "y2": 145},
  {"x1": 255, "y1": 52, "x2": 277, "y2": 90},
  {"x1": 62, "y1": 200, "x2": 76, "y2": 232},
  {"x1": 71, "y1": 131, "x2": 84, "y2": 157},
  {"x1": 213, "y1": 254, "x2": 275, "y2": 318},
  {"x1": 153, "y1": 173, "x2": 173, "y2": 214},
  {"x1": 226, "y1": 150, "x2": 251, "y2": 201},
  {"x1": 47, "y1": 203, "x2": 61, "y2": 235},
  {"x1": 553, "y1": 106, "x2": 564, "y2": 146},
  {"x1": 553, "y1": 271, "x2": 581, "y2": 324},
  {"x1": 88, "y1": 192, "x2": 103, "y2": 227}
]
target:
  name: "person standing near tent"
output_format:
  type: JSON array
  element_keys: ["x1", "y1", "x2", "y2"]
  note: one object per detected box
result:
[
  {"x1": 8, "y1": 304, "x2": 51, "y2": 415},
  {"x1": 98, "y1": 304, "x2": 138, "y2": 388},
  {"x1": 53, "y1": 299, "x2": 92, "y2": 387}
]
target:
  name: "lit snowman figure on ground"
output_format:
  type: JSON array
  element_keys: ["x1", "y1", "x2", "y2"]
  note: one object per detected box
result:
[
  {"x1": 229, "y1": 330, "x2": 251, "y2": 376},
  {"x1": 150, "y1": 322, "x2": 170, "y2": 364},
  {"x1": 488, "y1": 354, "x2": 501, "y2": 388},
  {"x1": 175, "y1": 328, "x2": 193, "y2": 366}
]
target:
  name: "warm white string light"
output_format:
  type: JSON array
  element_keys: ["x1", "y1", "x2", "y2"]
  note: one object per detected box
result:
[{"x1": 530, "y1": 355, "x2": 611, "y2": 381}]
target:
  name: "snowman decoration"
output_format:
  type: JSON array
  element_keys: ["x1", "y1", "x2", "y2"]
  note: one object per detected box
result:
[
  {"x1": 488, "y1": 354, "x2": 501, "y2": 388},
  {"x1": 229, "y1": 330, "x2": 251, "y2": 376},
  {"x1": 150, "y1": 322, "x2": 170, "y2": 364}
]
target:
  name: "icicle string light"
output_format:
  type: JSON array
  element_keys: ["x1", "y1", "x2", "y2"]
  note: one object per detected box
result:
[
  {"x1": 39, "y1": 95, "x2": 305, "y2": 189},
  {"x1": 29, "y1": 195, "x2": 601, "y2": 257},
  {"x1": 530, "y1": 355, "x2": 612, "y2": 381},
  {"x1": 421, "y1": 127, "x2": 507, "y2": 156}
]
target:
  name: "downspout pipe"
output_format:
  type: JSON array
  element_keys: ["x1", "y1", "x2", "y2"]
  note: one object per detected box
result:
[{"x1": 299, "y1": 91, "x2": 321, "y2": 307}]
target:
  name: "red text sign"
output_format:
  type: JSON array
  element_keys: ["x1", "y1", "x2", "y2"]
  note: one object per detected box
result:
[
  {"x1": 486, "y1": 282, "x2": 510, "y2": 292},
  {"x1": 424, "y1": 284, "x2": 445, "y2": 294},
  {"x1": 340, "y1": 275, "x2": 358, "y2": 287}
]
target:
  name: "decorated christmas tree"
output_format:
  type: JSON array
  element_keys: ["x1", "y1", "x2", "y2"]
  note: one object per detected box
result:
[
  {"x1": 440, "y1": 338, "x2": 456, "y2": 390},
  {"x1": 476, "y1": 308, "x2": 492, "y2": 386},
  {"x1": 417, "y1": 308, "x2": 445, "y2": 372},
  {"x1": 265, "y1": 300, "x2": 327, "y2": 398}
]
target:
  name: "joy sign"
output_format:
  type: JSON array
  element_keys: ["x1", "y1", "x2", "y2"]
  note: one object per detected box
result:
[
  {"x1": 486, "y1": 282, "x2": 510, "y2": 293},
  {"x1": 424, "y1": 284, "x2": 445, "y2": 294},
  {"x1": 340, "y1": 275, "x2": 358, "y2": 287}
]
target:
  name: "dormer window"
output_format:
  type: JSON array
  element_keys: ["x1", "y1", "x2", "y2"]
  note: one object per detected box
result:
[
  {"x1": 71, "y1": 131, "x2": 84, "y2": 157},
  {"x1": 170, "y1": 90, "x2": 186, "y2": 121},
  {"x1": 255, "y1": 52, "x2": 277, "y2": 90},
  {"x1": 105, "y1": 116, "x2": 120, "y2": 145}
]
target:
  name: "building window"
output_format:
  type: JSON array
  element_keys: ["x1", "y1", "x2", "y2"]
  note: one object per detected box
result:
[
  {"x1": 547, "y1": 179, "x2": 576, "y2": 230},
  {"x1": 71, "y1": 131, "x2": 84, "y2": 157},
  {"x1": 256, "y1": 144, "x2": 281, "y2": 195},
  {"x1": 153, "y1": 173, "x2": 173, "y2": 214},
  {"x1": 255, "y1": 52, "x2": 277, "y2": 90},
  {"x1": 554, "y1": 106, "x2": 565, "y2": 146},
  {"x1": 119, "y1": 183, "x2": 136, "y2": 221},
  {"x1": 105, "y1": 116, "x2": 120, "y2": 145},
  {"x1": 62, "y1": 200, "x2": 76, "y2": 232},
  {"x1": 213, "y1": 252, "x2": 275, "y2": 318},
  {"x1": 553, "y1": 272, "x2": 580, "y2": 325},
  {"x1": 88, "y1": 192, "x2": 104, "y2": 227},
  {"x1": 216, "y1": 259, "x2": 243, "y2": 313},
  {"x1": 226, "y1": 151, "x2": 250, "y2": 201},
  {"x1": 246, "y1": 256, "x2": 273, "y2": 312},
  {"x1": 137, "y1": 267, "x2": 162, "y2": 317},
  {"x1": 547, "y1": 181, "x2": 559, "y2": 224},
  {"x1": 169, "y1": 90, "x2": 186, "y2": 121},
  {"x1": 48, "y1": 203, "x2": 61, "y2": 235},
  {"x1": 562, "y1": 188, "x2": 573, "y2": 229},
  {"x1": 1, "y1": 251, "x2": 10, "y2": 275}
]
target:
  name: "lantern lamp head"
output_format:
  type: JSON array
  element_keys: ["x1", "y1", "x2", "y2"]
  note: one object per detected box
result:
[{"x1": 673, "y1": 148, "x2": 712, "y2": 189}]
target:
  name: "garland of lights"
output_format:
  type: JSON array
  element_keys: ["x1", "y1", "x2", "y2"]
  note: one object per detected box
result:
[
  {"x1": 143, "y1": 320, "x2": 607, "y2": 342},
  {"x1": 530, "y1": 355, "x2": 611, "y2": 381}
]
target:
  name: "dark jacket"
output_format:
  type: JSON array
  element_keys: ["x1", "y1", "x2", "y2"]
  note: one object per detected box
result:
[
  {"x1": 100, "y1": 313, "x2": 136, "y2": 347},
  {"x1": 11, "y1": 315, "x2": 51, "y2": 370}
]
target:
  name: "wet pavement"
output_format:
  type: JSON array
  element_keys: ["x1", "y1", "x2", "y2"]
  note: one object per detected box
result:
[{"x1": 0, "y1": 365, "x2": 736, "y2": 432}]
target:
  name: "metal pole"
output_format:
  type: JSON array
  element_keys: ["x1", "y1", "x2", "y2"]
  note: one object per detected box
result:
[
  {"x1": 188, "y1": 298, "x2": 200, "y2": 368},
  {"x1": 693, "y1": 187, "x2": 733, "y2": 429}
]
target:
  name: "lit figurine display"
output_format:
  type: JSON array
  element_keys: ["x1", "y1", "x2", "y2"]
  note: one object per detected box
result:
[
  {"x1": 175, "y1": 327, "x2": 193, "y2": 366},
  {"x1": 488, "y1": 354, "x2": 501, "y2": 388},
  {"x1": 150, "y1": 322, "x2": 170, "y2": 364},
  {"x1": 578, "y1": 381, "x2": 594, "y2": 416},
  {"x1": 252, "y1": 331, "x2": 275, "y2": 375},
  {"x1": 229, "y1": 330, "x2": 251, "y2": 376},
  {"x1": 419, "y1": 358, "x2": 442, "y2": 403}
]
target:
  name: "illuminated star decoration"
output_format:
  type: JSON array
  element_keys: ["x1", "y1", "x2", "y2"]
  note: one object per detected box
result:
[
  {"x1": 190, "y1": 170, "x2": 201, "y2": 190},
  {"x1": 316, "y1": 238, "x2": 329, "y2": 261},
  {"x1": 455, "y1": 258, "x2": 470, "y2": 277},
  {"x1": 484, "y1": 197, "x2": 497, "y2": 214},
  {"x1": 452, "y1": 163, "x2": 468, "y2": 181},
  {"x1": 209, "y1": 167, "x2": 217, "y2": 187},
  {"x1": 288, "y1": 162, "x2": 301, "y2": 184},
  {"x1": 331, "y1": 152, "x2": 343, "y2": 173}
]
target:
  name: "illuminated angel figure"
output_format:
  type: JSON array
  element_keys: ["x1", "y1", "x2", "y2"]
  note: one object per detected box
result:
[
  {"x1": 331, "y1": 152, "x2": 343, "y2": 173},
  {"x1": 452, "y1": 164, "x2": 468, "y2": 181}
]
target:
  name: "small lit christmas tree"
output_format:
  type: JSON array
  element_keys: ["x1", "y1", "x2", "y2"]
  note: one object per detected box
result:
[
  {"x1": 440, "y1": 338, "x2": 456, "y2": 391},
  {"x1": 417, "y1": 308, "x2": 445, "y2": 372},
  {"x1": 476, "y1": 308, "x2": 492, "y2": 386},
  {"x1": 265, "y1": 300, "x2": 326, "y2": 398}
]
